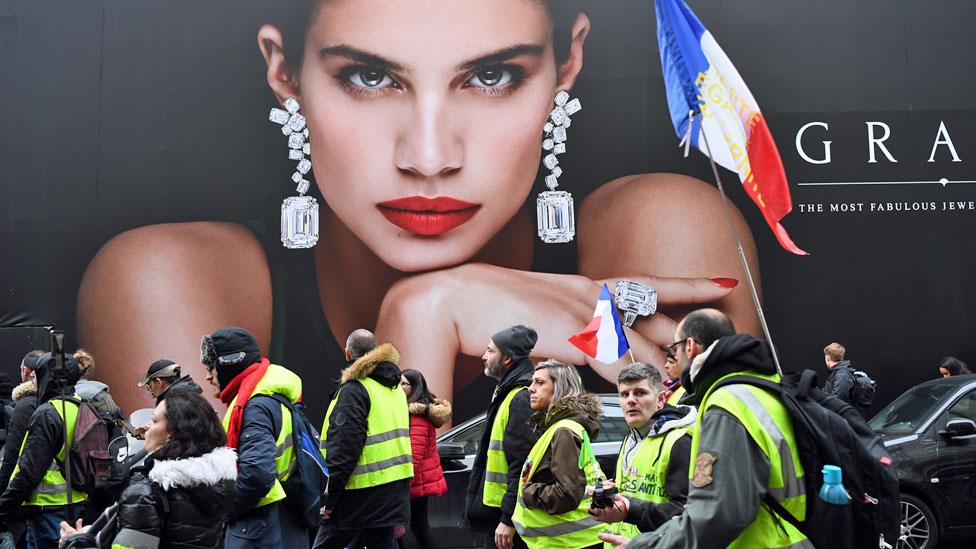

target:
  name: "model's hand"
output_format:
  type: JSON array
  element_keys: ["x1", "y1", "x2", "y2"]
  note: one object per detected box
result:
[
  {"x1": 589, "y1": 493, "x2": 629, "y2": 523},
  {"x1": 598, "y1": 531, "x2": 631, "y2": 548},
  {"x1": 376, "y1": 263, "x2": 735, "y2": 399},
  {"x1": 494, "y1": 522, "x2": 515, "y2": 549}
]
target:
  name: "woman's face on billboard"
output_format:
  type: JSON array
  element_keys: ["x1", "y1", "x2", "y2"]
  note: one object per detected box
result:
[{"x1": 261, "y1": 0, "x2": 586, "y2": 272}]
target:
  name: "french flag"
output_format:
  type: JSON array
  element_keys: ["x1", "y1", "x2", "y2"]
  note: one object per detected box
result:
[
  {"x1": 655, "y1": 0, "x2": 806, "y2": 255},
  {"x1": 568, "y1": 284, "x2": 630, "y2": 364}
]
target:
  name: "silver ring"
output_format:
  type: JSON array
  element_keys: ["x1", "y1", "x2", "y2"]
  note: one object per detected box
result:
[{"x1": 615, "y1": 280, "x2": 658, "y2": 328}]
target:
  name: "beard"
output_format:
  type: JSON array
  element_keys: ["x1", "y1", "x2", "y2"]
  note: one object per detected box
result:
[{"x1": 484, "y1": 358, "x2": 506, "y2": 381}]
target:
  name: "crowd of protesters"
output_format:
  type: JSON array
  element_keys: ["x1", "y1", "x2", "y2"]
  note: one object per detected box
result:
[{"x1": 0, "y1": 314, "x2": 959, "y2": 549}]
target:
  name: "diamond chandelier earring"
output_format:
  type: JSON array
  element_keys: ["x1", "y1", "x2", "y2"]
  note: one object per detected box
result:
[
  {"x1": 269, "y1": 97, "x2": 318, "y2": 249},
  {"x1": 537, "y1": 90, "x2": 581, "y2": 244}
]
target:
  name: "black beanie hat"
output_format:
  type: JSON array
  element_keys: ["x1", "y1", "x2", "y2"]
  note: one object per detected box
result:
[
  {"x1": 200, "y1": 326, "x2": 261, "y2": 389},
  {"x1": 491, "y1": 325, "x2": 538, "y2": 362}
]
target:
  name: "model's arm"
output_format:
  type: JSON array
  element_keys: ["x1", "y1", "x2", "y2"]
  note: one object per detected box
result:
[
  {"x1": 76, "y1": 222, "x2": 272, "y2": 414},
  {"x1": 579, "y1": 172, "x2": 762, "y2": 340}
]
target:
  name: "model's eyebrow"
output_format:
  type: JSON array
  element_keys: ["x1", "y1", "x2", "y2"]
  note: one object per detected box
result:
[
  {"x1": 456, "y1": 44, "x2": 546, "y2": 71},
  {"x1": 318, "y1": 45, "x2": 405, "y2": 72}
]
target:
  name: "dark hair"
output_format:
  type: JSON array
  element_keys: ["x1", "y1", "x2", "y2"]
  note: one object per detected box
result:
[
  {"x1": 401, "y1": 368, "x2": 436, "y2": 406},
  {"x1": 150, "y1": 391, "x2": 227, "y2": 462},
  {"x1": 275, "y1": 0, "x2": 586, "y2": 70},
  {"x1": 678, "y1": 309, "x2": 736, "y2": 348},
  {"x1": 940, "y1": 356, "x2": 971, "y2": 376},
  {"x1": 617, "y1": 362, "x2": 663, "y2": 390}
]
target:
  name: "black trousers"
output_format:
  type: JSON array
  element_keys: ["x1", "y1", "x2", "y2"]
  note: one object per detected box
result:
[{"x1": 312, "y1": 523, "x2": 395, "y2": 549}]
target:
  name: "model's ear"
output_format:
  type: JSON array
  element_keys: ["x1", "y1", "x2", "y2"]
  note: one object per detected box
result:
[
  {"x1": 555, "y1": 12, "x2": 591, "y2": 91},
  {"x1": 258, "y1": 24, "x2": 301, "y2": 104}
]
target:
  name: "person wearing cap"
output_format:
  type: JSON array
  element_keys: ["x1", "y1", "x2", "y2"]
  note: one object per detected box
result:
[
  {"x1": 138, "y1": 359, "x2": 202, "y2": 405},
  {"x1": 313, "y1": 338, "x2": 412, "y2": 549},
  {"x1": 0, "y1": 352, "x2": 87, "y2": 549},
  {"x1": 0, "y1": 351, "x2": 44, "y2": 499},
  {"x1": 199, "y1": 326, "x2": 308, "y2": 549},
  {"x1": 463, "y1": 325, "x2": 540, "y2": 549}
]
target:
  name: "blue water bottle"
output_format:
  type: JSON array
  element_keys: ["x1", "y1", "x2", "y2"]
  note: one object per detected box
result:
[{"x1": 819, "y1": 464, "x2": 850, "y2": 505}]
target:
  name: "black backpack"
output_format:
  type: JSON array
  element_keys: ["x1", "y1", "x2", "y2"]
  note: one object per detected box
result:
[
  {"x1": 269, "y1": 395, "x2": 330, "y2": 529},
  {"x1": 712, "y1": 370, "x2": 900, "y2": 549},
  {"x1": 852, "y1": 370, "x2": 877, "y2": 411}
]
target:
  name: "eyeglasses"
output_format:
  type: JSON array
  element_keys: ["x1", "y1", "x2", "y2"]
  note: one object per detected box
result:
[{"x1": 667, "y1": 338, "x2": 696, "y2": 355}]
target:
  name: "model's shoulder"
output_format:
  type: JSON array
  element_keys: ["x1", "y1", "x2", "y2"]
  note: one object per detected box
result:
[
  {"x1": 91, "y1": 221, "x2": 266, "y2": 267},
  {"x1": 583, "y1": 172, "x2": 724, "y2": 215}
]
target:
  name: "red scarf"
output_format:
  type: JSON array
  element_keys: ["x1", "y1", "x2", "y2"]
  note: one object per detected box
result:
[{"x1": 220, "y1": 358, "x2": 270, "y2": 449}]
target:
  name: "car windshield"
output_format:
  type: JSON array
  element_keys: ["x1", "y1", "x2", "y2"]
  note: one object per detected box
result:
[{"x1": 869, "y1": 383, "x2": 959, "y2": 435}]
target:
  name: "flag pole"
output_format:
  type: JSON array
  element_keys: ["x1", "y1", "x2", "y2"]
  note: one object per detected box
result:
[
  {"x1": 628, "y1": 349, "x2": 637, "y2": 364},
  {"x1": 694, "y1": 111, "x2": 784, "y2": 375}
]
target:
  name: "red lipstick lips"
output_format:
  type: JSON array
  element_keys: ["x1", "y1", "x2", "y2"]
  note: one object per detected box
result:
[{"x1": 377, "y1": 196, "x2": 481, "y2": 236}]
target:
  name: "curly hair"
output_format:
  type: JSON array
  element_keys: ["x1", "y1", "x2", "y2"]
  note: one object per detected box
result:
[{"x1": 149, "y1": 391, "x2": 227, "y2": 462}]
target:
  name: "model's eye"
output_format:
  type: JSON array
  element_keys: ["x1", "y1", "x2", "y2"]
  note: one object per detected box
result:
[
  {"x1": 468, "y1": 67, "x2": 513, "y2": 88},
  {"x1": 349, "y1": 68, "x2": 394, "y2": 89}
]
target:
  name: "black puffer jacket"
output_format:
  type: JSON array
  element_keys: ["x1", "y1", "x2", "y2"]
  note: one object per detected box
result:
[
  {"x1": 155, "y1": 376, "x2": 203, "y2": 405},
  {"x1": 0, "y1": 381, "x2": 37, "y2": 495},
  {"x1": 64, "y1": 446, "x2": 237, "y2": 549},
  {"x1": 322, "y1": 344, "x2": 410, "y2": 529}
]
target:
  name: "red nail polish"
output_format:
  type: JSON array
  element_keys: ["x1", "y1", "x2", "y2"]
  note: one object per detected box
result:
[{"x1": 711, "y1": 277, "x2": 739, "y2": 288}]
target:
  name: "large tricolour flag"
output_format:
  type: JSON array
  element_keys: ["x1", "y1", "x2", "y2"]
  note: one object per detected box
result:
[
  {"x1": 568, "y1": 284, "x2": 630, "y2": 364},
  {"x1": 655, "y1": 0, "x2": 807, "y2": 255}
]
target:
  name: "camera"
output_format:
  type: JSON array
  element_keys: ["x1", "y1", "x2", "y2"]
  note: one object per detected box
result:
[
  {"x1": 590, "y1": 481, "x2": 617, "y2": 510},
  {"x1": 48, "y1": 329, "x2": 72, "y2": 389}
]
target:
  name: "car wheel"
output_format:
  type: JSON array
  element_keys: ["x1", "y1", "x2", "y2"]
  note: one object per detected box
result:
[{"x1": 897, "y1": 493, "x2": 939, "y2": 549}]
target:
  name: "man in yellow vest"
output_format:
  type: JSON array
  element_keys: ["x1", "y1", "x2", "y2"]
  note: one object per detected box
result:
[
  {"x1": 314, "y1": 337, "x2": 412, "y2": 549},
  {"x1": 600, "y1": 309, "x2": 813, "y2": 549},
  {"x1": 589, "y1": 363, "x2": 693, "y2": 537},
  {"x1": 663, "y1": 351, "x2": 685, "y2": 406},
  {"x1": 463, "y1": 325, "x2": 540, "y2": 549},
  {"x1": 0, "y1": 352, "x2": 85, "y2": 549},
  {"x1": 201, "y1": 326, "x2": 308, "y2": 549}
]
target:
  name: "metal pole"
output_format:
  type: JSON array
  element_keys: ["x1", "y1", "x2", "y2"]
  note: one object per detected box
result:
[{"x1": 694, "y1": 112, "x2": 783, "y2": 375}]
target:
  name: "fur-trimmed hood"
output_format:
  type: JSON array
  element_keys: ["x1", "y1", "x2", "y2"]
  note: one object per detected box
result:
[
  {"x1": 148, "y1": 447, "x2": 238, "y2": 491},
  {"x1": 532, "y1": 393, "x2": 602, "y2": 437},
  {"x1": 341, "y1": 343, "x2": 400, "y2": 384},
  {"x1": 409, "y1": 398, "x2": 452, "y2": 428},
  {"x1": 12, "y1": 380, "x2": 35, "y2": 402}
]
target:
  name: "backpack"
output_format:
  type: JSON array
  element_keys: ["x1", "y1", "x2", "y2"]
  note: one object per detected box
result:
[
  {"x1": 712, "y1": 370, "x2": 900, "y2": 549},
  {"x1": 52, "y1": 397, "x2": 114, "y2": 495},
  {"x1": 269, "y1": 395, "x2": 330, "y2": 529},
  {"x1": 851, "y1": 370, "x2": 877, "y2": 411}
]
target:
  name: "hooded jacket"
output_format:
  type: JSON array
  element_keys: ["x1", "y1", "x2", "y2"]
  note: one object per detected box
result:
[
  {"x1": 620, "y1": 404, "x2": 695, "y2": 531},
  {"x1": 520, "y1": 393, "x2": 602, "y2": 515},
  {"x1": 322, "y1": 343, "x2": 410, "y2": 529},
  {"x1": 408, "y1": 399, "x2": 451, "y2": 499},
  {"x1": 824, "y1": 360, "x2": 857, "y2": 406},
  {"x1": 629, "y1": 334, "x2": 804, "y2": 549},
  {"x1": 0, "y1": 381, "x2": 37, "y2": 496},
  {"x1": 463, "y1": 357, "x2": 538, "y2": 531},
  {"x1": 0, "y1": 355, "x2": 82, "y2": 518},
  {"x1": 64, "y1": 446, "x2": 237, "y2": 549}
]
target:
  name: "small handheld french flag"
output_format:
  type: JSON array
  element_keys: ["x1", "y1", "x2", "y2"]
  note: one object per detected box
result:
[{"x1": 568, "y1": 284, "x2": 630, "y2": 364}]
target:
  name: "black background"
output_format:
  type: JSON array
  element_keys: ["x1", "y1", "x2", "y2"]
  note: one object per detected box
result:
[{"x1": 2, "y1": 0, "x2": 975, "y2": 418}]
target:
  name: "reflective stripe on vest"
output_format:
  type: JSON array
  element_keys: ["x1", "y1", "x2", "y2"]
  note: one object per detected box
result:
[
  {"x1": 221, "y1": 365, "x2": 298, "y2": 509},
  {"x1": 513, "y1": 419, "x2": 606, "y2": 549},
  {"x1": 692, "y1": 371, "x2": 809, "y2": 549},
  {"x1": 606, "y1": 427, "x2": 689, "y2": 542},
  {"x1": 11, "y1": 398, "x2": 88, "y2": 506},
  {"x1": 111, "y1": 527, "x2": 160, "y2": 549},
  {"x1": 483, "y1": 387, "x2": 526, "y2": 507},
  {"x1": 321, "y1": 377, "x2": 412, "y2": 490},
  {"x1": 666, "y1": 385, "x2": 686, "y2": 406}
]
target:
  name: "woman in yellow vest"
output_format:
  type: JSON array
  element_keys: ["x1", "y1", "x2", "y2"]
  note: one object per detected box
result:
[{"x1": 513, "y1": 360, "x2": 606, "y2": 549}]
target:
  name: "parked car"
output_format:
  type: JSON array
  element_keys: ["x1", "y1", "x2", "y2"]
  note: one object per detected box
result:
[
  {"x1": 428, "y1": 394, "x2": 630, "y2": 548},
  {"x1": 869, "y1": 375, "x2": 976, "y2": 549}
]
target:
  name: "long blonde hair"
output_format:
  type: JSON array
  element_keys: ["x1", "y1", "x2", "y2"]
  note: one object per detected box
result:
[{"x1": 534, "y1": 359, "x2": 583, "y2": 411}]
